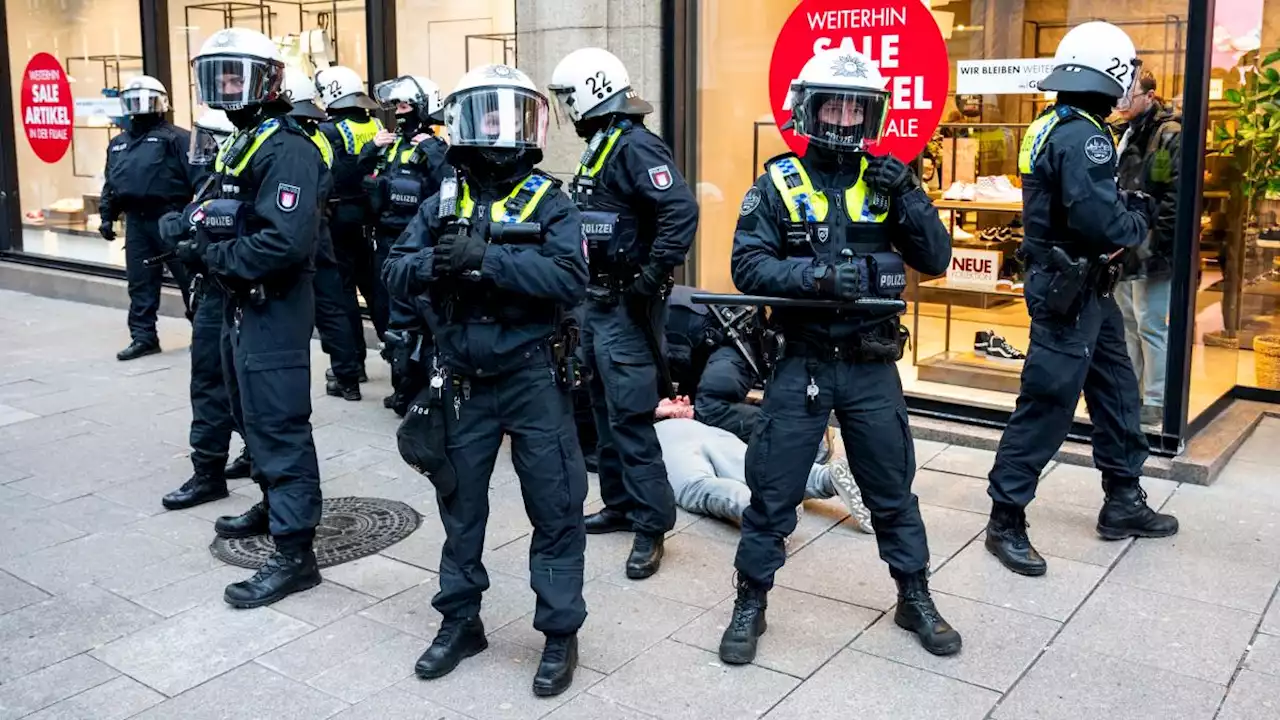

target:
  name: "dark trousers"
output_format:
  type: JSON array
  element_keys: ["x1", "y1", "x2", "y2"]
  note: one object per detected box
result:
[
  {"x1": 331, "y1": 217, "x2": 381, "y2": 362},
  {"x1": 988, "y1": 269, "x2": 1148, "y2": 507},
  {"x1": 432, "y1": 363, "x2": 588, "y2": 635},
  {"x1": 583, "y1": 299, "x2": 676, "y2": 535},
  {"x1": 693, "y1": 344, "x2": 762, "y2": 444},
  {"x1": 124, "y1": 215, "x2": 190, "y2": 345},
  {"x1": 313, "y1": 246, "x2": 363, "y2": 385},
  {"x1": 736, "y1": 357, "x2": 928, "y2": 588},
  {"x1": 221, "y1": 277, "x2": 322, "y2": 549},
  {"x1": 189, "y1": 283, "x2": 237, "y2": 472}
]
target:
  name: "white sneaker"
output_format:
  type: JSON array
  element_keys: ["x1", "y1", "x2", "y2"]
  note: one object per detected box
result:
[
  {"x1": 992, "y1": 176, "x2": 1023, "y2": 202},
  {"x1": 942, "y1": 182, "x2": 969, "y2": 201},
  {"x1": 960, "y1": 183, "x2": 977, "y2": 201},
  {"x1": 828, "y1": 461, "x2": 873, "y2": 534},
  {"x1": 974, "y1": 176, "x2": 1005, "y2": 201},
  {"x1": 953, "y1": 226, "x2": 975, "y2": 241}
]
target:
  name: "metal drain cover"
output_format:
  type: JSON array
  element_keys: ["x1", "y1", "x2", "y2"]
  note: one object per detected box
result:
[{"x1": 210, "y1": 496, "x2": 422, "y2": 569}]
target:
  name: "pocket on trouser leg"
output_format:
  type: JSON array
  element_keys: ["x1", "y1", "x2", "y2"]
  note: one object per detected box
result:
[
  {"x1": 241, "y1": 349, "x2": 313, "y2": 433},
  {"x1": 1023, "y1": 324, "x2": 1090, "y2": 408},
  {"x1": 604, "y1": 345, "x2": 659, "y2": 420}
]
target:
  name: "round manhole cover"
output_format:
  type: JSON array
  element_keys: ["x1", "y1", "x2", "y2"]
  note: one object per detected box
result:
[{"x1": 210, "y1": 496, "x2": 422, "y2": 569}]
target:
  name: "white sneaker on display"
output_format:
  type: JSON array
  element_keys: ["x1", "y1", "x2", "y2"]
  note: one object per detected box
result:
[
  {"x1": 974, "y1": 176, "x2": 1004, "y2": 201},
  {"x1": 953, "y1": 226, "x2": 975, "y2": 241},
  {"x1": 960, "y1": 183, "x2": 976, "y2": 201},
  {"x1": 942, "y1": 182, "x2": 969, "y2": 200},
  {"x1": 992, "y1": 176, "x2": 1023, "y2": 202}
]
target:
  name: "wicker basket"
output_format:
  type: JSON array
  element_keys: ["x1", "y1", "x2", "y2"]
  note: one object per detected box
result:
[{"x1": 1255, "y1": 335, "x2": 1280, "y2": 389}]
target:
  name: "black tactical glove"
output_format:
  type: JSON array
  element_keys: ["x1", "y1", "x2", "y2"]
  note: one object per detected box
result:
[
  {"x1": 863, "y1": 155, "x2": 917, "y2": 197},
  {"x1": 1121, "y1": 189, "x2": 1156, "y2": 220},
  {"x1": 812, "y1": 261, "x2": 864, "y2": 302},
  {"x1": 98, "y1": 221, "x2": 116, "y2": 242},
  {"x1": 175, "y1": 235, "x2": 209, "y2": 269},
  {"x1": 436, "y1": 232, "x2": 487, "y2": 277},
  {"x1": 628, "y1": 263, "x2": 669, "y2": 297},
  {"x1": 158, "y1": 210, "x2": 194, "y2": 247}
]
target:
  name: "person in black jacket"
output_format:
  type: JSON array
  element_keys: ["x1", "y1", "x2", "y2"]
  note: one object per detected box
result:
[
  {"x1": 1113, "y1": 69, "x2": 1180, "y2": 427},
  {"x1": 99, "y1": 75, "x2": 202, "y2": 360}
]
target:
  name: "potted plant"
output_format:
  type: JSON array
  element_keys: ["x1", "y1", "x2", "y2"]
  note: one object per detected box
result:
[{"x1": 1214, "y1": 48, "x2": 1280, "y2": 236}]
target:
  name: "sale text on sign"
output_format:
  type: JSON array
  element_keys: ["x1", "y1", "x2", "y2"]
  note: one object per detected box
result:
[
  {"x1": 21, "y1": 53, "x2": 74, "y2": 164},
  {"x1": 947, "y1": 248, "x2": 1002, "y2": 290}
]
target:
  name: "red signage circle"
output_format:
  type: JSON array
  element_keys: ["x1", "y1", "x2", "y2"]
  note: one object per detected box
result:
[
  {"x1": 768, "y1": 0, "x2": 950, "y2": 161},
  {"x1": 20, "y1": 53, "x2": 74, "y2": 164}
]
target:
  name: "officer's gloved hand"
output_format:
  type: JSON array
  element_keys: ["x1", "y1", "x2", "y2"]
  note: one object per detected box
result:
[
  {"x1": 175, "y1": 235, "x2": 210, "y2": 269},
  {"x1": 863, "y1": 155, "x2": 917, "y2": 197},
  {"x1": 812, "y1": 261, "x2": 864, "y2": 302},
  {"x1": 98, "y1": 220, "x2": 117, "y2": 242},
  {"x1": 1121, "y1": 189, "x2": 1156, "y2": 220},
  {"x1": 436, "y1": 232, "x2": 487, "y2": 277},
  {"x1": 158, "y1": 211, "x2": 192, "y2": 246},
  {"x1": 628, "y1": 264, "x2": 668, "y2": 297}
]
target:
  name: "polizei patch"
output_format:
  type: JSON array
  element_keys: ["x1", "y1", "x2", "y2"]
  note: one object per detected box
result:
[
  {"x1": 1084, "y1": 135, "x2": 1114, "y2": 165},
  {"x1": 276, "y1": 183, "x2": 301, "y2": 212},
  {"x1": 648, "y1": 165, "x2": 673, "y2": 190},
  {"x1": 740, "y1": 187, "x2": 762, "y2": 216}
]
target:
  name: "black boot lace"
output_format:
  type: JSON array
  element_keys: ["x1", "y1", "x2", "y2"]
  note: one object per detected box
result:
[
  {"x1": 542, "y1": 635, "x2": 571, "y2": 663},
  {"x1": 728, "y1": 581, "x2": 764, "y2": 634},
  {"x1": 903, "y1": 586, "x2": 943, "y2": 626},
  {"x1": 633, "y1": 534, "x2": 655, "y2": 554},
  {"x1": 247, "y1": 552, "x2": 287, "y2": 584}
]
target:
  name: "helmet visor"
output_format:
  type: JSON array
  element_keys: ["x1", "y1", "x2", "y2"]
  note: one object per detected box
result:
[
  {"x1": 193, "y1": 56, "x2": 281, "y2": 110},
  {"x1": 1113, "y1": 58, "x2": 1145, "y2": 110},
  {"x1": 120, "y1": 88, "x2": 169, "y2": 115},
  {"x1": 547, "y1": 85, "x2": 579, "y2": 126},
  {"x1": 189, "y1": 123, "x2": 230, "y2": 166},
  {"x1": 373, "y1": 76, "x2": 424, "y2": 108},
  {"x1": 793, "y1": 88, "x2": 889, "y2": 151},
  {"x1": 444, "y1": 87, "x2": 549, "y2": 149}
]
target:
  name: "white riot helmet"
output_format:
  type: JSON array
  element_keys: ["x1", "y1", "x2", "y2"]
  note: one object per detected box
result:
[
  {"x1": 373, "y1": 75, "x2": 443, "y2": 124},
  {"x1": 442, "y1": 64, "x2": 549, "y2": 151},
  {"x1": 189, "y1": 109, "x2": 234, "y2": 165},
  {"x1": 1039, "y1": 21, "x2": 1140, "y2": 100},
  {"x1": 547, "y1": 48, "x2": 653, "y2": 124},
  {"x1": 314, "y1": 66, "x2": 377, "y2": 111},
  {"x1": 783, "y1": 48, "x2": 890, "y2": 152},
  {"x1": 192, "y1": 28, "x2": 284, "y2": 111},
  {"x1": 282, "y1": 66, "x2": 327, "y2": 120},
  {"x1": 120, "y1": 75, "x2": 169, "y2": 116}
]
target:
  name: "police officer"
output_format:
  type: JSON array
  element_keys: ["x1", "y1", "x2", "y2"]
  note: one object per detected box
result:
[
  {"x1": 549, "y1": 48, "x2": 698, "y2": 579},
  {"x1": 718, "y1": 48, "x2": 959, "y2": 662},
  {"x1": 178, "y1": 27, "x2": 326, "y2": 607},
  {"x1": 985, "y1": 22, "x2": 1178, "y2": 577},
  {"x1": 362, "y1": 75, "x2": 450, "y2": 410},
  {"x1": 317, "y1": 66, "x2": 382, "y2": 391},
  {"x1": 383, "y1": 64, "x2": 588, "y2": 697},
  {"x1": 99, "y1": 75, "x2": 201, "y2": 360},
  {"x1": 159, "y1": 109, "x2": 253, "y2": 511}
]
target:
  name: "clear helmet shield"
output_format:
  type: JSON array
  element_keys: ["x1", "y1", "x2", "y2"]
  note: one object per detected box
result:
[
  {"x1": 444, "y1": 86, "x2": 549, "y2": 149},
  {"x1": 188, "y1": 124, "x2": 229, "y2": 165},
  {"x1": 793, "y1": 88, "x2": 889, "y2": 151},
  {"x1": 193, "y1": 56, "x2": 280, "y2": 110},
  {"x1": 120, "y1": 88, "x2": 168, "y2": 115},
  {"x1": 373, "y1": 76, "x2": 422, "y2": 107}
]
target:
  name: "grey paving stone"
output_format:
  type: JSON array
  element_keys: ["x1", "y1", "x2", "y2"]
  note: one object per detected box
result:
[
  {"x1": 330, "y1": 686, "x2": 471, "y2": 720},
  {"x1": 787, "y1": 498, "x2": 850, "y2": 554},
  {"x1": 36, "y1": 495, "x2": 149, "y2": 535},
  {"x1": 496, "y1": 579, "x2": 704, "y2": 674},
  {"x1": 272, "y1": 580, "x2": 378, "y2": 627},
  {"x1": 910, "y1": 469, "x2": 991, "y2": 514},
  {"x1": 1205, "y1": 459, "x2": 1280, "y2": 509},
  {"x1": 6, "y1": 432, "x2": 186, "y2": 502},
  {"x1": 258, "y1": 614, "x2": 403, "y2": 682},
  {"x1": 0, "y1": 511, "x2": 83, "y2": 563},
  {"x1": 0, "y1": 463, "x2": 34, "y2": 487},
  {"x1": 590, "y1": 638, "x2": 797, "y2": 720},
  {"x1": 397, "y1": 639, "x2": 603, "y2": 720},
  {"x1": 0, "y1": 585, "x2": 160, "y2": 683},
  {"x1": 125, "y1": 511, "x2": 217, "y2": 551},
  {"x1": 318, "y1": 445, "x2": 398, "y2": 480},
  {"x1": 0, "y1": 569, "x2": 48, "y2": 615},
  {"x1": 361, "y1": 570, "x2": 532, "y2": 639},
  {"x1": 1021, "y1": 500, "x2": 1132, "y2": 567},
  {"x1": 131, "y1": 662, "x2": 348, "y2": 720},
  {"x1": 306, "y1": 631, "x2": 423, "y2": 703},
  {"x1": 602, "y1": 532, "x2": 736, "y2": 609},
  {"x1": 889, "y1": 504, "x2": 985, "y2": 560},
  {"x1": 853, "y1": 591, "x2": 1060, "y2": 691},
  {"x1": 1, "y1": 530, "x2": 186, "y2": 594},
  {"x1": 543, "y1": 693, "x2": 658, "y2": 720},
  {"x1": 1056, "y1": 582, "x2": 1258, "y2": 685},
  {"x1": 92, "y1": 464, "x2": 193, "y2": 516},
  {"x1": 323, "y1": 555, "x2": 435, "y2": 600},
  {"x1": 0, "y1": 403, "x2": 39, "y2": 427},
  {"x1": 674, "y1": 584, "x2": 879, "y2": 678},
  {"x1": 132, "y1": 565, "x2": 248, "y2": 617},
  {"x1": 777, "y1": 532, "x2": 905, "y2": 612},
  {"x1": 377, "y1": 511, "x2": 446, "y2": 572},
  {"x1": 23, "y1": 676, "x2": 164, "y2": 720},
  {"x1": 763, "y1": 649, "x2": 998, "y2": 720},
  {"x1": 1217, "y1": 669, "x2": 1280, "y2": 720},
  {"x1": 0, "y1": 378, "x2": 63, "y2": 403},
  {"x1": 913, "y1": 439, "x2": 949, "y2": 468},
  {"x1": 1264, "y1": 593, "x2": 1280, "y2": 636},
  {"x1": 181, "y1": 490, "x2": 260, "y2": 523},
  {"x1": 0, "y1": 654, "x2": 118, "y2": 720},
  {"x1": 992, "y1": 645, "x2": 1225, "y2": 720},
  {"x1": 90, "y1": 600, "x2": 313, "y2": 696},
  {"x1": 929, "y1": 541, "x2": 1105, "y2": 621},
  {"x1": 96, "y1": 549, "x2": 222, "y2": 599},
  {"x1": 922, "y1": 446, "x2": 997, "y2": 479},
  {"x1": 1036, "y1": 463, "x2": 1177, "y2": 510},
  {"x1": 1244, "y1": 632, "x2": 1280, "y2": 678}
]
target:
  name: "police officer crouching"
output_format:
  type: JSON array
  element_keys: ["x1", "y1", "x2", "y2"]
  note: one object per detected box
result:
[
  {"x1": 383, "y1": 64, "x2": 588, "y2": 696},
  {"x1": 549, "y1": 48, "x2": 698, "y2": 579},
  {"x1": 177, "y1": 28, "x2": 327, "y2": 608},
  {"x1": 719, "y1": 48, "x2": 960, "y2": 662},
  {"x1": 984, "y1": 22, "x2": 1177, "y2": 578},
  {"x1": 99, "y1": 75, "x2": 201, "y2": 361}
]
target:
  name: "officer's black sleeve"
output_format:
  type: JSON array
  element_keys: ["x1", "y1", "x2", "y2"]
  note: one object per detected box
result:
[
  {"x1": 617, "y1": 131, "x2": 698, "y2": 269},
  {"x1": 383, "y1": 194, "x2": 439, "y2": 299},
  {"x1": 205, "y1": 133, "x2": 320, "y2": 281},
  {"x1": 167, "y1": 125, "x2": 207, "y2": 190},
  {"x1": 423, "y1": 141, "x2": 452, "y2": 192},
  {"x1": 356, "y1": 140, "x2": 382, "y2": 175},
  {"x1": 889, "y1": 188, "x2": 952, "y2": 276},
  {"x1": 693, "y1": 346, "x2": 760, "y2": 444},
  {"x1": 731, "y1": 176, "x2": 818, "y2": 297},
  {"x1": 99, "y1": 138, "x2": 121, "y2": 222},
  {"x1": 1055, "y1": 123, "x2": 1148, "y2": 250},
  {"x1": 480, "y1": 191, "x2": 588, "y2": 305}
]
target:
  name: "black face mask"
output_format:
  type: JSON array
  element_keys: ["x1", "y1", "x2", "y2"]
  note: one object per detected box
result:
[
  {"x1": 227, "y1": 107, "x2": 265, "y2": 130},
  {"x1": 127, "y1": 113, "x2": 162, "y2": 135},
  {"x1": 396, "y1": 111, "x2": 422, "y2": 137},
  {"x1": 1057, "y1": 92, "x2": 1117, "y2": 121},
  {"x1": 449, "y1": 147, "x2": 538, "y2": 188}
]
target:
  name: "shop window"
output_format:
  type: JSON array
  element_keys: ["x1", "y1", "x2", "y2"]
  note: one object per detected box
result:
[
  {"x1": 6, "y1": 0, "x2": 145, "y2": 267},
  {"x1": 694, "y1": 0, "x2": 1191, "y2": 426},
  {"x1": 394, "y1": 0, "x2": 514, "y2": 100}
]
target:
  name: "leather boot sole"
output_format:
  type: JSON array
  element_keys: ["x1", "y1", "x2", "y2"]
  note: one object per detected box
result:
[
  {"x1": 223, "y1": 570, "x2": 321, "y2": 609},
  {"x1": 626, "y1": 551, "x2": 662, "y2": 580},
  {"x1": 895, "y1": 613, "x2": 962, "y2": 656},
  {"x1": 415, "y1": 636, "x2": 488, "y2": 679},
  {"x1": 1096, "y1": 522, "x2": 1179, "y2": 541},
  {"x1": 984, "y1": 535, "x2": 1047, "y2": 576},
  {"x1": 118, "y1": 346, "x2": 161, "y2": 361},
  {"x1": 161, "y1": 488, "x2": 229, "y2": 511},
  {"x1": 718, "y1": 618, "x2": 767, "y2": 665},
  {"x1": 214, "y1": 522, "x2": 269, "y2": 539}
]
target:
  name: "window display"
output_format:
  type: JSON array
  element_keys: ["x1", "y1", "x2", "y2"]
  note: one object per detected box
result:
[{"x1": 395, "y1": 0, "x2": 514, "y2": 101}]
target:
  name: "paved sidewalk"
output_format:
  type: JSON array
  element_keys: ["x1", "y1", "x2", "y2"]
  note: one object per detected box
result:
[{"x1": 0, "y1": 288, "x2": 1277, "y2": 720}]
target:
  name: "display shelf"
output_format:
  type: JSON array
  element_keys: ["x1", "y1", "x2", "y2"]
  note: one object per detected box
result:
[
  {"x1": 22, "y1": 221, "x2": 100, "y2": 238},
  {"x1": 919, "y1": 277, "x2": 1024, "y2": 297},
  {"x1": 933, "y1": 199, "x2": 1024, "y2": 212},
  {"x1": 916, "y1": 351, "x2": 1025, "y2": 395}
]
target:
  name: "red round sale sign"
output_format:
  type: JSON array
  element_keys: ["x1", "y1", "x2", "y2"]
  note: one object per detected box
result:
[
  {"x1": 20, "y1": 53, "x2": 74, "y2": 164},
  {"x1": 769, "y1": 0, "x2": 949, "y2": 161}
]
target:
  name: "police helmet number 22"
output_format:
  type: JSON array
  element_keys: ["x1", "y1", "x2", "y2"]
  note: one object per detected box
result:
[
  {"x1": 584, "y1": 71, "x2": 613, "y2": 100},
  {"x1": 1105, "y1": 58, "x2": 1131, "y2": 84}
]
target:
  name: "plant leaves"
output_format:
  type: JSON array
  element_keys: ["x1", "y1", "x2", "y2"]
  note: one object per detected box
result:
[
  {"x1": 1261, "y1": 102, "x2": 1280, "y2": 116},
  {"x1": 1267, "y1": 68, "x2": 1280, "y2": 84},
  {"x1": 1215, "y1": 125, "x2": 1231, "y2": 142},
  {"x1": 1264, "y1": 49, "x2": 1280, "y2": 67},
  {"x1": 1226, "y1": 88, "x2": 1244, "y2": 105}
]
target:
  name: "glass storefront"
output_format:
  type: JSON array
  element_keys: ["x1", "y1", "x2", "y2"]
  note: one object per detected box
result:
[{"x1": 394, "y1": 0, "x2": 514, "y2": 97}]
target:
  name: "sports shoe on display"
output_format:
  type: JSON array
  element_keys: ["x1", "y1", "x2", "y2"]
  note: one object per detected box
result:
[
  {"x1": 953, "y1": 225, "x2": 976, "y2": 241},
  {"x1": 974, "y1": 331, "x2": 992, "y2": 352},
  {"x1": 942, "y1": 182, "x2": 969, "y2": 200},
  {"x1": 993, "y1": 175, "x2": 1023, "y2": 202},
  {"x1": 984, "y1": 333, "x2": 1027, "y2": 360}
]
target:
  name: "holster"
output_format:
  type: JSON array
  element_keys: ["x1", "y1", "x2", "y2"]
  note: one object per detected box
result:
[
  {"x1": 550, "y1": 317, "x2": 583, "y2": 390},
  {"x1": 384, "y1": 330, "x2": 427, "y2": 416},
  {"x1": 1041, "y1": 246, "x2": 1091, "y2": 322},
  {"x1": 395, "y1": 377, "x2": 457, "y2": 497}
]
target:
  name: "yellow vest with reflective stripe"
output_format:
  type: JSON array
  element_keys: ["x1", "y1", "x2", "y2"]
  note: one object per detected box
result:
[
  {"x1": 577, "y1": 127, "x2": 624, "y2": 179},
  {"x1": 214, "y1": 118, "x2": 283, "y2": 178},
  {"x1": 1018, "y1": 105, "x2": 1107, "y2": 175},
  {"x1": 335, "y1": 117, "x2": 382, "y2": 155},
  {"x1": 765, "y1": 154, "x2": 887, "y2": 224},
  {"x1": 457, "y1": 173, "x2": 554, "y2": 224},
  {"x1": 307, "y1": 128, "x2": 334, "y2": 168},
  {"x1": 374, "y1": 137, "x2": 422, "y2": 177}
]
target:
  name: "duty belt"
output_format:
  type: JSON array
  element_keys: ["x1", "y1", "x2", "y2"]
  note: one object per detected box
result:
[{"x1": 782, "y1": 326, "x2": 907, "y2": 364}]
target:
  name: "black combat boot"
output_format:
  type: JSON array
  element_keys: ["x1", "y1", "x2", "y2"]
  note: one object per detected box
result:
[
  {"x1": 326, "y1": 366, "x2": 367, "y2": 383},
  {"x1": 224, "y1": 447, "x2": 252, "y2": 479},
  {"x1": 583, "y1": 508, "x2": 631, "y2": 535},
  {"x1": 215, "y1": 500, "x2": 269, "y2": 538},
  {"x1": 718, "y1": 576, "x2": 768, "y2": 664},
  {"x1": 223, "y1": 545, "x2": 321, "y2": 608},
  {"x1": 985, "y1": 502, "x2": 1047, "y2": 576},
  {"x1": 532, "y1": 633, "x2": 578, "y2": 697},
  {"x1": 326, "y1": 378, "x2": 362, "y2": 401},
  {"x1": 414, "y1": 616, "x2": 488, "y2": 679},
  {"x1": 625, "y1": 533, "x2": 664, "y2": 579},
  {"x1": 161, "y1": 469, "x2": 228, "y2": 510},
  {"x1": 117, "y1": 340, "x2": 161, "y2": 362},
  {"x1": 1097, "y1": 478, "x2": 1179, "y2": 540},
  {"x1": 893, "y1": 568, "x2": 962, "y2": 656}
]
